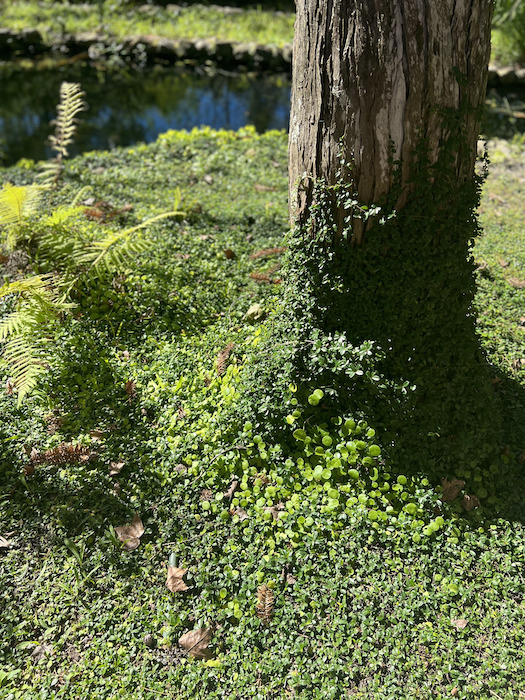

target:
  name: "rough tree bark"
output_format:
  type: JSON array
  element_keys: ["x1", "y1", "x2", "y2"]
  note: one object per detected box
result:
[
  {"x1": 285, "y1": 1, "x2": 497, "y2": 473},
  {"x1": 288, "y1": 0, "x2": 493, "y2": 240}
]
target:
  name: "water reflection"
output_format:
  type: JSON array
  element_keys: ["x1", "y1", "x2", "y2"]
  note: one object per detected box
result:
[
  {"x1": 1, "y1": 61, "x2": 522, "y2": 167},
  {"x1": 0, "y1": 63, "x2": 291, "y2": 165}
]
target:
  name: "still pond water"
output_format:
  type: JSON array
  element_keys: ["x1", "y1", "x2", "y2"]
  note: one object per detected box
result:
[
  {"x1": 1, "y1": 62, "x2": 524, "y2": 167},
  {"x1": 0, "y1": 63, "x2": 291, "y2": 166}
]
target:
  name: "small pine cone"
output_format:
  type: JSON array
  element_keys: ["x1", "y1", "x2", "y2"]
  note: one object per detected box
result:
[{"x1": 256, "y1": 584, "x2": 275, "y2": 626}]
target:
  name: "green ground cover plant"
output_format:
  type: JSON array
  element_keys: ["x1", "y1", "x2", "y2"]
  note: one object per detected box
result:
[
  {"x1": 0, "y1": 112, "x2": 524, "y2": 699},
  {"x1": 492, "y1": 0, "x2": 525, "y2": 64}
]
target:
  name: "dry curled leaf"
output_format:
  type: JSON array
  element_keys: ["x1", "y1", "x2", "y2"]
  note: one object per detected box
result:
[
  {"x1": 115, "y1": 514, "x2": 144, "y2": 551},
  {"x1": 31, "y1": 644, "x2": 52, "y2": 663},
  {"x1": 23, "y1": 463, "x2": 35, "y2": 477},
  {"x1": 232, "y1": 506, "x2": 249, "y2": 521},
  {"x1": 0, "y1": 535, "x2": 11, "y2": 549},
  {"x1": 178, "y1": 627, "x2": 213, "y2": 659},
  {"x1": 256, "y1": 584, "x2": 275, "y2": 626},
  {"x1": 507, "y1": 277, "x2": 525, "y2": 288},
  {"x1": 451, "y1": 618, "x2": 468, "y2": 630},
  {"x1": 109, "y1": 461, "x2": 125, "y2": 477},
  {"x1": 462, "y1": 494, "x2": 480, "y2": 511},
  {"x1": 254, "y1": 183, "x2": 277, "y2": 192},
  {"x1": 216, "y1": 343, "x2": 234, "y2": 376},
  {"x1": 250, "y1": 271, "x2": 272, "y2": 284},
  {"x1": 264, "y1": 503, "x2": 284, "y2": 521},
  {"x1": 125, "y1": 380, "x2": 137, "y2": 401},
  {"x1": 166, "y1": 566, "x2": 189, "y2": 592},
  {"x1": 29, "y1": 443, "x2": 96, "y2": 466},
  {"x1": 249, "y1": 246, "x2": 287, "y2": 260},
  {"x1": 224, "y1": 479, "x2": 239, "y2": 501},
  {"x1": 441, "y1": 478, "x2": 465, "y2": 503}
]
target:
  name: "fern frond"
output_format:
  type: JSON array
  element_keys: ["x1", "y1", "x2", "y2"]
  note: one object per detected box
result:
[
  {"x1": 0, "y1": 274, "x2": 57, "y2": 300},
  {"x1": 0, "y1": 275, "x2": 72, "y2": 311},
  {"x1": 0, "y1": 311, "x2": 33, "y2": 342},
  {"x1": 1, "y1": 334, "x2": 53, "y2": 406},
  {"x1": 0, "y1": 184, "x2": 42, "y2": 228},
  {"x1": 38, "y1": 81, "x2": 87, "y2": 188},
  {"x1": 49, "y1": 82, "x2": 87, "y2": 159},
  {"x1": 74, "y1": 210, "x2": 183, "y2": 274},
  {"x1": 0, "y1": 273, "x2": 75, "y2": 402}
]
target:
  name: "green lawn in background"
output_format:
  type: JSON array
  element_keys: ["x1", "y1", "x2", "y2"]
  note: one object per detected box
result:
[{"x1": 0, "y1": 2, "x2": 296, "y2": 48}]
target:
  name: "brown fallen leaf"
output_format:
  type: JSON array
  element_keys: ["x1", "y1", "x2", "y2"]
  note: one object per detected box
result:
[
  {"x1": 441, "y1": 478, "x2": 465, "y2": 503},
  {"x1": 29, "y1": 443, "x2": 96, "y2": 466},
  {"x1": 264, "y1": 503, "x2": 284, "y2": 521},
  {"x1": 498, "y1": 258, "x2": 510, "y2": 268},
  {"x1": 507, "y1": 277, "x2": 525, "y2": 289},
  {"x1": 0, "y1": 535, "x2": 11, "y2": 549},
  {"x1": 166, "y1": 566, "x2": 189, "y2": 592},
  {"x1": 115, "y1": 514, "x2": 144, "y2": 551},
  {"x1": 462, "y1": 494, "x2": 481, "y2": 511},
  {"x1": 125, "y1": 380, "x2": 137, "y2": 400},
  {"x1": 249, "y1": 246, "x2": 287, "y2": 260},
  {"x1": 224, "y1": 479, "x2": 239, "y2": 501},
  {"x1": 178, "y1": 627, "x2": 213, "y2": 659},
  {"x1": 216, "y1": 343, "x2": 234, "y2": 377},
  {"x1": 451, "y1": 618, "x2": 468, "y2": 630},
  {"x1": 232, "y1": 506, "x2": 249, "y2": 521},
  {"x1": 109, "y1": 461, "x2": 125, "y2": 477},
  {"x1": 90, "y1": 429, "x2": 104, "y2": 440},
  {"x1": 224, "y1": 249, "x2": 236, "y2": 260},
  {"x1": 254, "y1": 183, "x2": 277, "y2": 192},
  {"x1": 31, "y1": 644, "x2": 52, "y2": 663}
]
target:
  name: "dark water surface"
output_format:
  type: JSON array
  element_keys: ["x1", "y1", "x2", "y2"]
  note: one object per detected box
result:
[
  {"x1": 1, "y1": 61, "x2": 524, "y2": 167},
  {"x1": 0, "y1": 62, "x2": 291, "y2": 166}
]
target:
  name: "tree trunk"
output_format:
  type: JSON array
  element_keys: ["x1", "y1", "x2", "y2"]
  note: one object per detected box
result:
[
  {"x1": 285, "y1": 1, "x2": 498, "y2": 474},
  {"x1": 289, "y1": 0, "x2": 492, "y2": 240}
]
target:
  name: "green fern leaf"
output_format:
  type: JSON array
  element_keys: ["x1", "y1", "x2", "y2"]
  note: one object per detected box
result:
[
  {"x1": 0, "y1": 184, "x2": 42, "y2": 228},
  {"x1": 38, "y1": 81, "x2": 87, "y2": 188},
  {"x1": 49, "y1": 82, "x2": 87, "y2": 158},
  {"x1": 74, "y1": 210, "x2": 183, "y2": 274}
]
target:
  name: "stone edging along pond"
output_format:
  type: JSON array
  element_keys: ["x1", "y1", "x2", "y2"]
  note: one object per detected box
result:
[
  {"x1": 0, "y1": 27, "x2": 291, "y2": 73},
  {"x1": 0, "y1": 26, "x2": 523, "y2": 85}
]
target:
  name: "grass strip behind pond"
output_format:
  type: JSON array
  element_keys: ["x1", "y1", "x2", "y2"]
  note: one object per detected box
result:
[
  {"x1": 0, "y1": 129, "x2": 524, "y2": 698},
  {"x1": 0, "y1": 2, "x2": 295, "y2": 48}
]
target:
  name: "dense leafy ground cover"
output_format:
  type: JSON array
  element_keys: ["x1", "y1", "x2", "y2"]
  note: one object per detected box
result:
[{"x1": 0, "y1": 122, "x2": 524, "y2": 698}]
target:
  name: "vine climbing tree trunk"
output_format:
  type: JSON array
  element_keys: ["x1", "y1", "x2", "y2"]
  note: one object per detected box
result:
[
  {"x1": 284, "y1": 0, "x2": 498, "y2": 474},
  {"x1": 288, "y1": 0, "x2": 493, "y2": 240}
]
